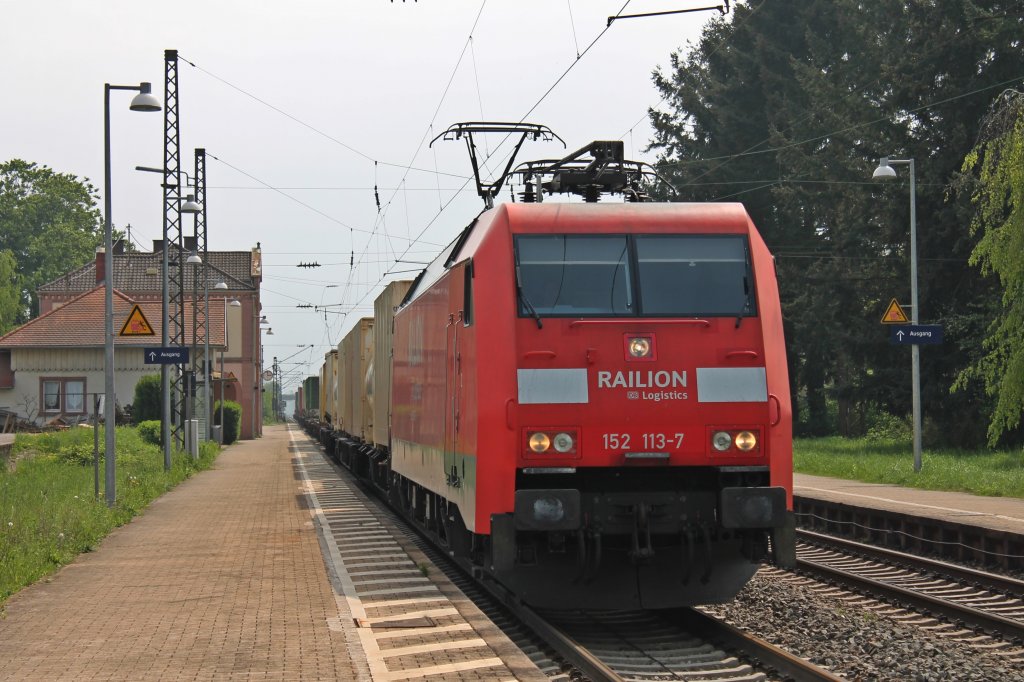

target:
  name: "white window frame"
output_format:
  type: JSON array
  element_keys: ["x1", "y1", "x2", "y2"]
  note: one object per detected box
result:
[{"x1": 39, "y1": 377, "x2": 87, "y2": 415}]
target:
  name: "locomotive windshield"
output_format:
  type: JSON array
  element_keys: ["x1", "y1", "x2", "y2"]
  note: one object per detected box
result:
[
  {"x1": 515, "y1": 235, "x2": 633, "y2": 315},
  {"x1": 515, "y1": 233, "x2": 755, "y2": 318}
]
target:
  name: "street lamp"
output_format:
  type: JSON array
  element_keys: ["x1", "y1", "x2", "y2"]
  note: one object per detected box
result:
[
  {"x1": 185, "y1": 252, "x2": 203, "y2": 459},
  {"x1": 103, "y1": 81, "x2": 160, "y2": 507},
  {"x1": 208, "y1": 280, "x2": 227, "y2": 441},
  {"x1": 138, "y1": 165, "x2": 203, "y2": 467},
  {"x1": 218, "y1": 297, "x2": 241, "y2": 444},
  {"x1": 259, "y1": 325, "x2": 274, "y2": 436},
  {"x1": 872, "y1": 156, "x2": 922, "y2": 473},
  {"x1": 181, "y1": 252, "x2": 222, "y2": 458},
  {"x1": 182, "y1": 194, "x2": 202, "y2": 213}
]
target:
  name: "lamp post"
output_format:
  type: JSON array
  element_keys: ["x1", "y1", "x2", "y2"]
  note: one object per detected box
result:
[
  {"x1": 185, "y1": 251, "x2": 202, "y2": 458},
  {"x1": 210, "y1": 280, "x2": 227, "y2": 441},
  {"x1": 872, "y1": 156, "x2": 922, "y2": 473},
  {"x1": 136, "y1": 166, "x2": 201, "y2": 468},
  {"x1": 259, "y1": 325, "x2": 273, "y2": 437},
  {"x1": 221, "y1": 297, "x2": 241, "y2": 444},
  {"x1": 103, "y1": 81, "x2": 160, "y2": 507},
  {"x1": 182, "y1": 252, "x2": 224, "y2": 457},
  {"x1": 273, "y1": 356, "x2": 279, "y2": 422}
]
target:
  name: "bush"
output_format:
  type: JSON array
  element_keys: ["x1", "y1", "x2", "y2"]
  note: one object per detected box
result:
[
  {"x1": 213, "y1": 400, "x2": 242, "y2": 444},
  {"x1": 137, "y1": 420, "x2": 161, "y2": 445},
  {"x1": 55, "y1": 442, "x2": 96, "y2": 466},
  {"x1": 132, "y1": 374, "x2": 162, "y2": 423}
]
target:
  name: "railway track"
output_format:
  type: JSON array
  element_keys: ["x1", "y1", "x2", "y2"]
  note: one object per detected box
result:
[
  {"x1": 308, "y1": 438, "x2": 842, "y2": 681},
  {"x1": 795, "y1": 528, "x2": 1024, "y2": 644},
  {"x1": 536, "y1": 607, "x2": 844, "y2": 682},
  {"x1": 388, "y1": 497, "x2": 837, "y2": 681}
]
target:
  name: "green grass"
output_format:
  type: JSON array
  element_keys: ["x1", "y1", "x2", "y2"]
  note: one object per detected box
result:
[
  {"x1": 0, "y1": 426, "x2": 219, "y2": 604},
  {"x1": 794, "y1": 436, "x2": 1024, "y2": 499}
]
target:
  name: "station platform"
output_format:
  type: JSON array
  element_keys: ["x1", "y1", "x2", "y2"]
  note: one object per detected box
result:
[
  {"x1": 0, "y1": 424, "x2": 544, "y2": 681},
  {"x1": 794, "y1": 473, "x2": 1024, "y2": 535},
  {"x1": 793, "y1": 472, "x2": 1024, "y2": 569}
]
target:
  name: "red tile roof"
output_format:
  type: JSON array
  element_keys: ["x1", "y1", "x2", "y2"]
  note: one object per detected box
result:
[
  {"x1": 0, "y1": 286, "x2": 226, "y2": 349},
  {"x1": 38, "y1": 250, "x2": 259, "y2": 294}
]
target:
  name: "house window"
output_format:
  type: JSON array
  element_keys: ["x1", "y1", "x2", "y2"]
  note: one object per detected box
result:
[
  {"x1": 0, "y1": 350, "x2": 12, "y2": 389},
  {"x1": 40, "y1": 378, "x2": 86, "y2": 414}
]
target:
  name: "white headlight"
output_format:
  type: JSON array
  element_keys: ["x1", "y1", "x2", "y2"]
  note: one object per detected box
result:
[
  {"x1": 529, "y1": 432, "x2": 550, "y2": 453},
  {"x1": 628, "y1": 337, "x2": 652, "y2": 358},
  {"x1": 552, "y1": 432, "x2": 575, "y2": 453},
  {"x1": 712, "y1": 431, "x2": 732, "y2": 451}
]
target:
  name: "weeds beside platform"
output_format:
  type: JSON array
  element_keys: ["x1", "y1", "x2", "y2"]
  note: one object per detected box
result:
[
  {"x1": 794, "y1": 436, "x2": 1024, "y2": 499},
  {"x1": 0, "y1": 426, "x2": 220, "y2": 603}
]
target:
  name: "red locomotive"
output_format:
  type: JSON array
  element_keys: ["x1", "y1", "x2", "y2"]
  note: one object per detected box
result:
[{"x1": 311, "y1": 129, "x2": 794, "y2": 609}]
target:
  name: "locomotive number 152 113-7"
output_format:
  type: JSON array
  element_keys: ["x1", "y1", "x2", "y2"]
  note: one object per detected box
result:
[{"x1": 602, "y1": 432, "x2": 685, "y2": 451}]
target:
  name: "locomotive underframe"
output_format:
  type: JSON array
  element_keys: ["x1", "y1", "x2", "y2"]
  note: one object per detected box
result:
[{"x1": 308, "y1": 420, "x2": 795, "y2": 610}]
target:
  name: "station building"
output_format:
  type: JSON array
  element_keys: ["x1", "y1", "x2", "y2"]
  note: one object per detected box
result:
[{"x1": 0, "y1": 239, "x2": 264, "y2": 440}]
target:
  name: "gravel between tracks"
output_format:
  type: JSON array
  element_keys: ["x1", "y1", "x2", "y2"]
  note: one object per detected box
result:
[{"x1": 701, "y1": 571, "x2": 1024, "y2": 682}]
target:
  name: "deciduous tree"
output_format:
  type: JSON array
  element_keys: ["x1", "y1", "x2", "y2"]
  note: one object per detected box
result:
[
  {"x1": 954, "y1": 90, "x2": 1024, "y2": 445},
  {"x1": 647, "y1": 0, "x2": 1022, "y2": 446},
  {"x1": 0, "y1": 250, "x2": 19, "y2": 335},
  {"x1": 0, "y1": 159, "x2": 102, "y2": 322}
]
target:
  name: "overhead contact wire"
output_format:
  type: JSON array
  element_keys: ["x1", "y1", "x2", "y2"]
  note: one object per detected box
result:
[
  {"x1": 336, "y1": 0, "x2": 488, "y2": 318},
  {"x1": 178, "y1": 54, "x2": 469, "y2": 180}
]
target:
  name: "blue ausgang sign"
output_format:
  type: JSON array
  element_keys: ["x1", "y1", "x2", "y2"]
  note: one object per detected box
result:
[
  {"x1": 143, "y1": 347, "x2": 190, "y2": 364},
  {"x1": 889, "y1": 325, "x2": 943, "y2": 346}
]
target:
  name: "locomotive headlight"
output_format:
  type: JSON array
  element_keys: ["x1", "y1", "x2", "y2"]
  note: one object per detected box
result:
[
  {"x1": 735, "y1": 431, "x2": 758, "y2": 451},
  {"x1": 628, "y1": 337, "x2": 652, "y2": 358},
  {"x1": 529, "y1": 432, "x2": 551, "y2": 453},
  {"x1": 552, "y1": 432, "x2": 575, "y2": 453},
  {"x1": 712, "y1": 431, "x2": 733, "y2": 451}
]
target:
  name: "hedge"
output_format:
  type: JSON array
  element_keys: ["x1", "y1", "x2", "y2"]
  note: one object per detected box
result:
[
  {"x1": 213, "y1": 400, "x2": 242, "y2": 444},
  {"x1": 132, "y1": 374, "x2": 161, "y2": 423}
]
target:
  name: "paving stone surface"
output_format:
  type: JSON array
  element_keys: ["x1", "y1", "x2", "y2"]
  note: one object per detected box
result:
[{"x1": 0, "y1": 424, "x2": 368, "y2": 681}]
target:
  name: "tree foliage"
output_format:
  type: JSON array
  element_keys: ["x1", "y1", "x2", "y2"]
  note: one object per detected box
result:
[
  {"x1": 132, "y1": 373, "x2": 162, "y2": 423},
  {"x1": 0, "y1": 250, "x2": 20, "y2": 336},
  {"x1": 954, "y1": 90, "x2": 1024, "y2": 445},
  {"x1": 647, "y1": 0, "x2": 1023, "y2": 446},
  {"x1": 0, "y1": 159, "x2": 102, "y2": 322}
]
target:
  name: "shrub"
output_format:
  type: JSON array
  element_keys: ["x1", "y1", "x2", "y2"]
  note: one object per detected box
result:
[
  {"x1": 865, "y1": 409, "x2": 909, "y2": 442},
  {"x1": 213, "y1": 400, "x2": 242, "y2": 444},
  {"x1": 137, "y1": 420, "x2": 161, "y2": 445},
  {"x1": 55, "y1": 442, "x2": 96, "y2": 466},
  {"x1": 132, "y1": 373, "x2": 162, "y2": 423}
]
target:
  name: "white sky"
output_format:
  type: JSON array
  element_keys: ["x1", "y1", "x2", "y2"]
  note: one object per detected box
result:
[{"x1": 1, "y1": 0, "x2": 722, "y2": 390}]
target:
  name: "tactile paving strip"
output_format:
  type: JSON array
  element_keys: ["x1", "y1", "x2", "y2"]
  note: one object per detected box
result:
[{"x1": 289, "y1": 427, "x2": 541, "y2": 682}]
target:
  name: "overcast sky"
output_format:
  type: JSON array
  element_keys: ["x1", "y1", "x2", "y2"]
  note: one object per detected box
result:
[{"x1": 1, "y1": 0, "x2": 725, "y2": 391}]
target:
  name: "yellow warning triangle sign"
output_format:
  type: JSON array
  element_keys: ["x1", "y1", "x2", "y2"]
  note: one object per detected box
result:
[
  {"x1": 880, "y1": 298, "x2": 909, "y2": 324},
  {"x1": 119, "y1": 304, "x2": 156, "y2": 336}
]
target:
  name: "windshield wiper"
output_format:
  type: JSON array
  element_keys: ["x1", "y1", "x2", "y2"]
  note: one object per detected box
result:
[
  {"x1": 515, "y1": 265, "x2": 543, "y2": 329},
  {"x1": 735, "y1": 275, "x2": 751, "y2": 329}
]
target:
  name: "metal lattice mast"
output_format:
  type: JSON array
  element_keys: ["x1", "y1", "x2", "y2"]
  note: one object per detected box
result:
[
  {"x1": 192, "y1": 148, "x2": 208, "y2": 440},
  {"x1": 163, "y1": 48, "x2": 186, "y2": 451}
]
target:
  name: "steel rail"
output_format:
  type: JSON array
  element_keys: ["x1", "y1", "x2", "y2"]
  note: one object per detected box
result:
[
  {"x1": 798, "y1": 528, "x2": 1024, "y2": 595},
  {"x1": 301, "y1": 419, "x2": 842, "y2": 681},
  {"x1": 310, "y1": 425, "x2": 624, "y2": 681},
  {"x1": 673, "y1": 608, "x2": 846, "y2": 682},
  {"x1": 796, "y1": 556, "x2": 1024, "y2": 642}
]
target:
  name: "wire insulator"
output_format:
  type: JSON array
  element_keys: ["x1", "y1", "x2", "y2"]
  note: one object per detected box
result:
[{"x1": 374, "y1": 161, "x2": 381, "y2": 212}]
